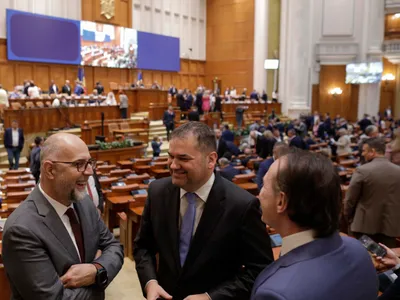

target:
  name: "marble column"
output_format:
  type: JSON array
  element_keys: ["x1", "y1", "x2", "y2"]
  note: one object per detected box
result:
[
  {"x1": 253, "y1": 0, "x2": 269, "y2": 93},
  {"x1": 278, "y1": 0, "x2": 312, "y2": 118}
]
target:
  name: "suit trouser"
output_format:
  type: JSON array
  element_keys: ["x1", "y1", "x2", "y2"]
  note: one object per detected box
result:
[
  {"x1": 6, "y1": 147, "x2": 21, "y2": 170},
  {"x1": 165, "y1": 123, "x2": 174, "y2": 140}
]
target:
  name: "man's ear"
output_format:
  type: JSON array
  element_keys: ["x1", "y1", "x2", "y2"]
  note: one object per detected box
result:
[
  {"x1": 42, "y1": 161, "x2": 55, "y2": 180},
  {"x1": 208, "y1": 152, "x2": 218, "y2": 169},
  {"x1": 277, "y1": 191, "x2": 288, "y2": 214}
]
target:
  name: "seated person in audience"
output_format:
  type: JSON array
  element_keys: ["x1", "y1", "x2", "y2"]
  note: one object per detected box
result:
[
  {"x1": 225, "y1": 140, "x2": 240, "y2": 157},
  {"x1": 28, "y1": 81, "x2": 40, "y2": 98},
  {"x1": 221, "y1": 124, "x2": 234, "y2": 142},
  {"x1": 374, "y1": 243, "x2": 400, "y2": 299},
  {"x1": 151, "y1": 81, "x2": 161, "y2": 90},
  {"x1": 30, "y1": 136, "x2": 43, "y2": 183},
  {"x1": 287, "y1": 129, "x2": 307, "y2": 150},
  {"x1": 331, "y1": 128, "x2": 351, "y2": 155},
  {"x1": 134, "y1": 122, "x2": 272, "y2": 300},
  {"x1": 60, "y1": 96, "x2": 69, "y2": 107},
  {"x1": 188, "y1": 106, "x2": 200, "y2": 121},
  {"x1": 151, "y1": 136, "x2": 163, "y2": 157},
  {"x1": 102, "y1": 92, "x2": 117, "y2": 106},
  {"x1": 252, "y1": 150, "x2": 378, "y2": 300},
  {"x1": 88, "y1": 89, "x2": 99, "y2": 105},
  {"x1": 51, "y1": 97, "x2": 60, "y2": 107},
  {"x1": 256, "y1": 142, "x2": 289, "y2": 191},
  {"x1": 304, "y1": 134, "x2": 316, "y2": 147},
  {"x1": 2, "y1": 133, "x2": 124, "y2": 299},
  {"x1": 136, "y1": 79, "x2": 145, "y2": 88},
  {"x1": 249, "y1": 120, "x2": 260, "y2": 132},
  {"x1": 218, "y1": 157, "x2": 240, "y2": 181},
  {"x1": 261, "y1": 90, "x2": 267, "y2": 101},
  {"x1": 241, "y1": 147, "x2": 259, "y2": 167},
  {"x1": 9, "y1": 87, "x2": 21, "y2": 99}
]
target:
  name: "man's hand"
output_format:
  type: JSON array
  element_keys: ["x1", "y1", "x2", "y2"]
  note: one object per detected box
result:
[
  {"x1": 374, "y1": 243, "x2": 400, "y2": 270},
  {"x1": 146, "y1": 281, "x2": 172, "y2": 300},
  {"x1": 60, "y1": 264, "x2": 97, "y2": 288},
  {"x1": 184, "y1": 294, "x2": 211, "y2": 300}
]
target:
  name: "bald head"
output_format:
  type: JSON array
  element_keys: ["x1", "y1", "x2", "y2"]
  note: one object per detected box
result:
[{"x1": 41, "y1": 133, "x2": 89, "y2": 166}]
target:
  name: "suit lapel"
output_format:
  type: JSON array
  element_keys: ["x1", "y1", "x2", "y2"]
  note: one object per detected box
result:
[
  {"x1": 182, "y1": 174, "x2": 225, "y2": 271},
  {"x1": 32, "y1": 188, "x2": 81, "y2": 263},
  {"x1": 166, "y1": 183, "x2": 181, "y2": 272}
]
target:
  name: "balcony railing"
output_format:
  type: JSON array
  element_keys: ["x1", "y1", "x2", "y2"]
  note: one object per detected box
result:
[
  {"x1": 386, "y1": 0, "x2": 400, "y2": 13},
  {"x1": 383, "y1": 40, "x2": 400, "y2": 52}
]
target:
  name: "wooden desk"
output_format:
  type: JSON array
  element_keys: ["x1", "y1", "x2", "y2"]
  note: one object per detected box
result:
[
  {"x1": 113, "y1": 128, "x2": 146, "y2": 135},
  {"x1": 4, "y1": 182, "x2": 35, "y2": 193},
  {"x1": 237, "y1": 183, "x2": 258, "y2": 196},
  {"x1": 105, "y1": 195, "x2": 134, "y2": 231},
  {"x1": 5, "y1": 191, "x2": 30, "y2": 203},
  {"x1": 221, "y1": 102, "x2": 281, "y2": 115},
  {"x1": 4, "y1": 106, "x2": 120, "y2": 135},
  {"x1": 127, "y1": 206, "x2": 144, "y2": 260},
  {"x1": 4, "y1": 169, "x2": 28, "y2": 176},
  {"x1": 117, "y1": 160, "x2": 134, "y2": 169},
  {"x1": 90, "y1": 145, "x2": 147, "y2": 165}
]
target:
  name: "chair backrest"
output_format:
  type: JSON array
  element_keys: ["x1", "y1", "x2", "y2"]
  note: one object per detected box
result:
[
  {"x1": 11, "y1": 102, "x2": 22, "y2": 110},
  {"x1": 120, "y1": 122, "x2": 130, "y2": 130},
  {"x1": 36, "y1": 101, "x2": 44, "y2": 108},
  {"x1": 25, "y1": 101, "x2": 35, "y2": 109},
  {"x1": 108, "y1": 123, "x2": 118, "y2": 136}
]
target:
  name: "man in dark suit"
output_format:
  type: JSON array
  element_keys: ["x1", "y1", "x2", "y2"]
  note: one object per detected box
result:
[
  {"x1": 188, "y1": 107, "x2": 200, "y2": 122},
  {"x1": 324, "y1": 112, "x2": 332, "y2": 135},
  {"x1": 96, "y1": 82, "x2": 104, "y2": 95},
  {"x1": 62, "y1": 80, "x2": 72, "y2": 95},
  {"x1": 221, "y1": 124, "x2": 234, "y2": 142},
  {"x1": 218, "y1": 157, "x2": 240, "y2": 181},
  {"x1": 287, "y1": 129, "x2": 307, "y2": 150},
  {"x1": 134, "y1": 122, "x2": 273, "y2": 300},
  {"x1": 48, "y1": 80, "x2": 59, "y2": 95},
  {"x1": 4, "y1": 120, "x2": 24, "y2": 170},
  {"x1": 2, "y1": 133, "x2": 124, "y2": 299},
  {"x1": 163, "y1": 105, "x2": 175, "y2": 141},
  {"x1": 252, "y1": 150, "x2": 378, "y2": 300},
  {"x1": 176, "y1": 91, "x2": 186, "y2": 111},
  {"x1": 195, "y1": 89, "x2": 203, "y2": 114},
  {"x1": 359, "y1": 114, "x2": 373, "y2": 133},
  {"x1": 344, "y1": 138, "x2": 400, "y2": 248},
  {"x1": 256, "y1": 142, "x2": 289, "y2": 191}
]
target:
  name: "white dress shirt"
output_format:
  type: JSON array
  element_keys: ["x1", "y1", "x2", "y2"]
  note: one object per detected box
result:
[
  {"x1": 280, "y1": 229, "x2": 316, "y2": 256},
  {"x1": 179, "y1": 173, "x2": 215, "y2": 235},
  {"x1": 38, "y1": 184, "x2": 81, "y2": 260},
  {"x1": 11, "y1": 129, "x2": 19, "y2": 147}
]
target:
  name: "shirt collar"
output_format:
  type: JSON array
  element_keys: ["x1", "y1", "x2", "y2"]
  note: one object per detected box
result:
[
  {"x1": 38, "y1": 183, "x2": 72, "y2": 218},
  {"x1": 180, "y1": 172, "x2": 215, "y2": 203},
  {"x1": 280, "y1": 229, "x2": 316, "y2": 256}
]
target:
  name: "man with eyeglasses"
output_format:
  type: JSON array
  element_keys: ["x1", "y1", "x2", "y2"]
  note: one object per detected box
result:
[{"x1": 2, "y1": 133, "x2": 124, "y2": 299}]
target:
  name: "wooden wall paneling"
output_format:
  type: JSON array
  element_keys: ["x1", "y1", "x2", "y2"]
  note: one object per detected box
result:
[
  {"x1": 142, "y1": 71, "x2": 153, "y2": 86},
  {"x1": 181, "y1": 75, "x2": 189, "y2": 90},
  {"x1": 66, "y1": 66, "x2": 79, "y2": 84},
  {"x1": 189, "y1": 75, "x2": 197, "y2": 91},
  {"x1": 16, "y1": 64, "x2": 34, "y2": 86},
  {"x1": 82, "y1": 0, "x2": 94, "y2": 22},
  {"x1": 311, "y1": 84, "x2": 319, "y2": 113},
  {"x1": 34, "y1": 65, "x2": 51, "y2": 92},
  {"x1": 162, "y1": 72, "x2": 172, "y2": 88},
  {"x1": 349, "y1": 84, "x2": 359, "y2": 122},
  {"x1": 120, "y1": 68, "x2": 129, "y2": 84},
  {"x1": 0, "y1": 39, "x2": 6, "y2": 62},
  {"x1": 181, "y1": 60, "x2": 189, "y2": 74},
  {"x1": 84, "y1": 67, "x2": 94, "y2": 93},
  {"x1": 189, "y1": 61, "x2": 197, "y2": 74},
  {"x1": 385, "y1": 14, "x2": 400, "y2": 39},
  {"x1": 380, "y1": 58, "x2": 396, "y2": 113},
  {"x1": 0, "y1": 64, "x2": 15, "y2": 91},
  {"x1": 172, "y1": 73, "x2": 180, "y2": 88},
  {"x1": 153, "y1": 72, "x2": 163, "y2": 87},
  {"x1": 50, "y1": 66, "x2": 66, "y2": 86}
]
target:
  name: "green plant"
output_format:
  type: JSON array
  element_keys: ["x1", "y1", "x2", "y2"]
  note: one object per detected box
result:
[{"x1": 96, "y1": 139, "x2": 135, "y2": 150}]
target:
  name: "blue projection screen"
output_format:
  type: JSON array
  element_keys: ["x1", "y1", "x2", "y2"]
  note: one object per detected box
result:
[
  {"x1": 7, "y1": 9, "x2": 81, "y2": 65},
  {"x1": 137, "y1": 31, "x2": 180, "y2": 72}
]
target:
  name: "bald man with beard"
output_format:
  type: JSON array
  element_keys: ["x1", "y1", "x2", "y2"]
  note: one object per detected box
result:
[{"x1": 2, "y1": 133, "x2": 123, "y2": 300}]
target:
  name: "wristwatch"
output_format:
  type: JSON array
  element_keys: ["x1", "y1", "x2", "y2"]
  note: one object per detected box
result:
[{"x1": 93, "y1": 263, "x2": 108, "y2": 289}]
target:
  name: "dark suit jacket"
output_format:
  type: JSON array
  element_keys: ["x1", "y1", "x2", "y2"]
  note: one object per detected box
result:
[
  {"x1": 48, "y1": 85, "x2": 59, "y2": 95},
  {"x1": 176, "y1": 94, "x2": 185, "y2": 111},
  {"x1": 256, "y1": 137, "x2": 275, "y2": 159},
  {"x1": 289, "y1": 136, "x2": 307, "y2": 150},
  {"x1": 221, "y1": 130, "x2": 234, "y2": 142},
  {"x1": 96, "y1": 85, "x2": 104, "y2": 95},
  {"x1": 251, "y1": 233, "x2": 378, "y2": 300},
  {"x1": 2, "y1": 187, "x2": 124, "y2": 299},
  {"x1": 92, "y1": 172, "x2": 105, "y2": 213},
  {"x1": 4, "y1": 128, "x2": 24, "y2": 150},
  {"x1": 134, "y1": 175, "x2": 273, "y2": 300},
  {"x1": 62, "y1": 84, "x2": 71, "y2": 96},
  {"x1": 188, "y1": 111, "x2": 200, "y2": 121},
  {"x1": 163, "y1": 111, "x2": 175, "y2": 126},
  {"x1": 359, "y1": 118, "x2": 373, "y2": 133},
  {"x1": 379, "y1": 273, "x2": 400, "y2": 299},
  {"x1": 256, "y1": 158, "x2": 274, "y2": 190},
  {"x1": 218, "y1": 165, "x2": 240, "y2": 181}
]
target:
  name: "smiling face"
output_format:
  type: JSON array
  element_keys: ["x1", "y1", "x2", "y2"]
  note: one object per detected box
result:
[{"x1": 168, "y1": 134, "x2": 217, "y2": 192}]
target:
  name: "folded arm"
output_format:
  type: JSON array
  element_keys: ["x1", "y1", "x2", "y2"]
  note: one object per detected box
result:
[{"x1": 3, "y1": 225, "x2": 102, "y2": 300}]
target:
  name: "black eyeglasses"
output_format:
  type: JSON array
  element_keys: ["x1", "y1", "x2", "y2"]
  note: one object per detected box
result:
[{"x1": 50, "y1": 158, "x2": 97, "y2": 172}]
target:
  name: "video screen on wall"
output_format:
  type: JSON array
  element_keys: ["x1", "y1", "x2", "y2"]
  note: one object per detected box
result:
[
  {"x1": 80, "y1": 21, "x2": 138, "y2": 68},
  {"x1": 345, "y1": 62, "x2": 383, "y2": 84}
]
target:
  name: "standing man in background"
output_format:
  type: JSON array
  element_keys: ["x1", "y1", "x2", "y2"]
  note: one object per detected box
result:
[
  {"x1": 96, "y1": 82, "x2": 104, "y2": 95},
  {"x1": 48, "y1": 80, "x2": 59, "y2": 95},
  {"x1": 4, "y1": 120, "x2": 24, "y2": 170},
  {"x1": 30, "y1": 136, "x2": 43, "y2": 183},
  {"x1": 134, "y1": 122, "x2": 272, "y2": 300},
  {"x1": 163, "y1": 105, "x2": 175, "y2": 141},
  {"x1": 62, "y1": 80, "x2": 72, "y2": 95}
]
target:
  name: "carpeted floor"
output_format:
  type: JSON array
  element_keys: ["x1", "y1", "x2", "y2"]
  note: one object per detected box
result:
[{"x1": 105, "y1": 258, "x2": 144, "y2": 299}]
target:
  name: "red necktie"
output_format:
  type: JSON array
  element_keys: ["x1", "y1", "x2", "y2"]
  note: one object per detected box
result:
[{"x1": 65, "y1": 207, "x2": 85, "y2": 262}]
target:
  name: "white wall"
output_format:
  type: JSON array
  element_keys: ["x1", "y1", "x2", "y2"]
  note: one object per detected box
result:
[
  {"x1": 0, "y1": 0, "x2": 81, "y2": 38},
  {"x1": 279, "y1": 0, "x2": 385, "y2": 117},
  {"x1": 132, "y1": 0, "x2": 206, "y2": 60}
]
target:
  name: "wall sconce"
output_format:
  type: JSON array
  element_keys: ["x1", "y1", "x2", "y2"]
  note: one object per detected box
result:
[
  {"x1": 329, "y1": 88, "x2": 343, "y2": 96},
  {"x1": 393, "y1": 13, "x2": 400, "y2": 19},
  {"x1": 382, "y1": 73, "x2": 395, "y2": 82}
]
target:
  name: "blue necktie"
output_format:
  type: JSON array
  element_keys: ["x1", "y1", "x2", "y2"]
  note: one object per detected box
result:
[{"x1": 179, "y1": 192, "x2": 197, "y2": 266}]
